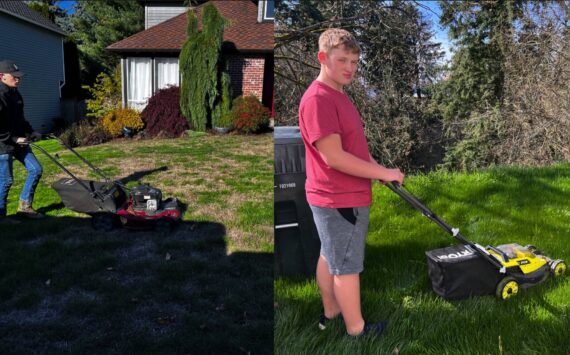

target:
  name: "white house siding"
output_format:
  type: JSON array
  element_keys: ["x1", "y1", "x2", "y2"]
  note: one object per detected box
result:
[
  {"x1": 0, "y1": 12, "x2": 64, "y2": 132},
  {"x1": 145, "y1": 5, "x2": 187, "y2": 29}
]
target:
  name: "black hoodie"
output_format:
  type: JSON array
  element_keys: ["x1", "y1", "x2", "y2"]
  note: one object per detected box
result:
[{"x1": 0, "y1": 82, "x2": 33, "y2": 154}]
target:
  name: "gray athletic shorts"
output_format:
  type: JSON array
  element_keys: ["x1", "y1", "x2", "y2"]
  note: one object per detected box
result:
[{"x1": 309, "y1": 205, "x2": 370, "y2": 275}]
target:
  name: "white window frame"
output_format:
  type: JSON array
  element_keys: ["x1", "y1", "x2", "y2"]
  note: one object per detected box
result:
[
  {"x1": 263, "y1": 0, "x2": 274, "y2": 21},
  {"x1": 126, "y1": 57, "x2": 152, "y2": 111},
  {"x1": 154, "y1": 57, "x2": 180, "y2": 92},
  {"x1": 123, "y1": 56, "x2": 180, "y2": 110}
]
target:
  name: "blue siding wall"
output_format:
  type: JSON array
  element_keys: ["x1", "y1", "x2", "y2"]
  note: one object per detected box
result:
[{"x1": 0, "y1": 12, "x2": 64, "y2": 132}]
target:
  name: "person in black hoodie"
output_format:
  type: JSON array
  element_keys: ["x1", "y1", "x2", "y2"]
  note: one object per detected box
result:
[{"x1": 0, "y1": 60, "x2": 44, "y2": 221}]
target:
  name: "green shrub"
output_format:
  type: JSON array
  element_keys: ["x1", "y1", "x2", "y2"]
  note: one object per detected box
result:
[
  {"x1": 180, "y1": 5, "x2": 229, "y2": 131},
  {"x1": 227, "y1": 96, "x2": 270, "y2": 134},
  {"x1": 58, "y1": 119, "x2": 111, "y2": 147},
  {"x1": 212, "y1": 72, "x2": 232, "y2": 128},
  {"x1": 84, "y1": 65, "x2": 122, "y2": 118},
  {"x1": 101, "y1": 108, "x2": 144, "y2": 137}
]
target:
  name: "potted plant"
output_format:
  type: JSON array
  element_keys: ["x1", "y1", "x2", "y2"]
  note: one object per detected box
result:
[{"x1": 213, "y1": 112, "x2": 232, "y2": 134}]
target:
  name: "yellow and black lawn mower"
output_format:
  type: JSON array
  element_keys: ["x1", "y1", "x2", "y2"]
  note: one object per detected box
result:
[{"x1": 386, "y1": 183, "x2": 567, "y2": 300}]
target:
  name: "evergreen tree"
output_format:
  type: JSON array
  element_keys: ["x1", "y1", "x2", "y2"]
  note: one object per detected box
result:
[
  {"x1": 433, "y1": 0, "x2": 524, "y2": 170},
  {"x1": 435, "y1": 0, "x2": 523, "y2": 122},
  {"x1": 69, "y1": 0, "x2": 143, "y2": 87},
  {"x1": 26, "y1": 0, "x2": 66, "y2": 23},
  {"x1": 179, "y1": 4, "x2": 230, "y2": 131}
]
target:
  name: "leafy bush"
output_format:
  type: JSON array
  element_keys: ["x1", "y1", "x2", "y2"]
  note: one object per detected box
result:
[
  {"x1": 212, "y1": 72, "x2": 232, "y2": 128},
  {"x1": 227, "y1": 96, "x2": 270, "y2": 134},
  {"x1": 141, "y1": 86, "x2": 189, "y2": 138},
  {"x1": 84, "y1": 65, "x2": 122, "y2": 118},
  {"x1": 101, "y1": 108, "x2": 144, "y2": 137},
  {"x1": 58, "y1": 119, "x2": 111, "y2": 147}
]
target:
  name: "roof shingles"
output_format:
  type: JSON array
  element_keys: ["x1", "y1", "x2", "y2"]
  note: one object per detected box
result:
[
  {"x1": 0, "y1": 0, "x2": 66, "y2": 36},
  {"x1": 107, "y1": 0, "x2": 273, "y2": 53}
]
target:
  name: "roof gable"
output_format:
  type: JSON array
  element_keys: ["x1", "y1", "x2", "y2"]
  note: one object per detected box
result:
[
  {"x1": 107, "y1": 0, "x2": 273, "y2": 53},
  {"x1": 0, "y1": 0, "x2": 66, "y2": 36}
]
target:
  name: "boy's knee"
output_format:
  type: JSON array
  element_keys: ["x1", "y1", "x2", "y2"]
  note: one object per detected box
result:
[{"x1": 29, "y1": 164, "x2": 43, "y2": 178}]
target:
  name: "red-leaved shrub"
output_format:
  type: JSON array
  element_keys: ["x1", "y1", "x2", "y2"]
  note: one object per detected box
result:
[
  {"x1": 226, "y1": 96, "x2": 270, "y2": 134},
  {"x1": 141, "y1": 86, "x2": 189, "y2": 138}
]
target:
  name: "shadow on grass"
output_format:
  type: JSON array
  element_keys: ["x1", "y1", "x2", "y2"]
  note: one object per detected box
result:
[
  {"x1": 0, "y1": 215, "x2": 273, "y2": 354},
  {"x1": 119, "y1": 166, "x2": 169, "y2": 185}
]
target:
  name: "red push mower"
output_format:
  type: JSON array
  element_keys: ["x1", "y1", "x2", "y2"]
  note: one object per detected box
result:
[{"x1": 30, "y1": 135, "x2": 183, "y2": 232}]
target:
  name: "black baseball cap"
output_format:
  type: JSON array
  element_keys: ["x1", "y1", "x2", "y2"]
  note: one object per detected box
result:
[{"x1": 0, "y1": 60, "x2": 24, "y2": 77}]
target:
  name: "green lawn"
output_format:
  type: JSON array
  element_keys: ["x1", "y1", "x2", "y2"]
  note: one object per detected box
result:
[
  {"x1": 0, "y1": 134, "x2": 273, "y2": 354},
  {"x1": 275, "y1": 164, "x2": 570, "y2": 354}
]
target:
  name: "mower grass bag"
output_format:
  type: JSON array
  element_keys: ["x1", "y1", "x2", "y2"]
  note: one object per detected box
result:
[
  {"x1": 426, "y1": 244, "x2": 502, "y2": 300},
  {"x1": 52, "y1": 178, "x2": 127, "y2": 214}
]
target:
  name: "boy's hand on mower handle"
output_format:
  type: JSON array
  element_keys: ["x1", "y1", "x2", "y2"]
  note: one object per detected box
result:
[
  {"x1": 12, "y1": 136, "x2": 29, "y2": 145},
  {"x1": 384, "y1": 168, "x2": 405, "y2": 185}
]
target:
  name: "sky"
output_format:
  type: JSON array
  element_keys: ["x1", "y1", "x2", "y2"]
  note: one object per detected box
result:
[
  {"x1": 417, "y1": 1, "x2": 453, "y2": 63},
  {"x1": 57, "y1": 0, "x2": 75, "y2": 15}
]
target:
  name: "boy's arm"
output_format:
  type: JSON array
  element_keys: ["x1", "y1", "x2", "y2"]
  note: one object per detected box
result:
[
  {"x1": 315, "y1": 134, "x2": 404, "y2": 184},
  {"x1": 0, "y1": 99, "x2": 10, "y2": 145},
  {"x1": 369, "y1": 153, "x2": 380, "y2": 166}
]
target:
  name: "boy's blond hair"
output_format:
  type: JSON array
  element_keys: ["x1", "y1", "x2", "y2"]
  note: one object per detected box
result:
[{"x1": 318, "y1": 28, "x2": 361, "y2": 55}]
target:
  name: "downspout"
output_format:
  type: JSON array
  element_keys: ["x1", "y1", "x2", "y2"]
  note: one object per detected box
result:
[
  {"x1": 59, "y1": 37, "x2": 66, "y2": 98},
  {"x1": 121, "y1": 58, "x2": 127, "y2": 108}
]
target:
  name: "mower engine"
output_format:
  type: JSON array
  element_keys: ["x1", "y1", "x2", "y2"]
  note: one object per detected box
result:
[
  {"x1": 114, "y1": 183, "x2": 182, "y2": 231},
  {"x1": 131, "y1": 185, "x2": 162, "y2": 215}
]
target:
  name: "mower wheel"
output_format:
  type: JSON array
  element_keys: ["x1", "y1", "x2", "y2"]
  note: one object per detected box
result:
[
  {"x1": 92, "y1": 213, "x2": 116, "y2": 232},
  {"x1": 551, "y1": 260, "x2": 567, "y2": 277},
  {"x1": 496, "y1": 276, "x2": 519, "y2": 300}
]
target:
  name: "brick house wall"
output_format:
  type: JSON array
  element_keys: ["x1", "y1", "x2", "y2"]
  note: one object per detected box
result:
[{"x1": 227, "y1": 54, "x2": 265, "y2": 101}]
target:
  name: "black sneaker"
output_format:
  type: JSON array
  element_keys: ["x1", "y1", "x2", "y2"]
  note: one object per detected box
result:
[
  {"x1": 318, "y1": 314, "x2": 337, "y2": 330},
  {"x1": 347, "y1": 321, "x2": 388, "y2": 337}
]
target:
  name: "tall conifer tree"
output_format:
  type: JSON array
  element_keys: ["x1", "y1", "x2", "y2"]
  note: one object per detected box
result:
[{"x1": 180, "y1": 4, "x2": 230, "y2": 131}]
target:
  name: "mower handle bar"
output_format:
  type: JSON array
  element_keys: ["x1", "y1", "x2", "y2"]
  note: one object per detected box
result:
[
  {"x1": 385, "y1": 182, "x2": 469, "y2": 243},
  {"x1": 36, "y1": 134, "x2": 129, "y2": 191},
  {"x1": 29, "y1": 141, "x2": 108, "y2": 204},
  {"x1": 386, "y1": 182, "x2": 505, "y2": 270}
]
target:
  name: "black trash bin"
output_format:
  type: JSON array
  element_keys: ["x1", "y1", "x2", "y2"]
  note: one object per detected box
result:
[{"x1": 274, "y1": 126, "x2": 321, "y2": 277}]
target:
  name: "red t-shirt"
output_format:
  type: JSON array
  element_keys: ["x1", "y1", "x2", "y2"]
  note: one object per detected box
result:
[{"x1": 299, "y1": 80, "x2": 372, "y2": 208}]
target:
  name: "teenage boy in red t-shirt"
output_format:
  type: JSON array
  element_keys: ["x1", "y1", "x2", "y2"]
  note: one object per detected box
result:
[{"x1": 299, "y1": 28, "x2": 405, "y2": 337}]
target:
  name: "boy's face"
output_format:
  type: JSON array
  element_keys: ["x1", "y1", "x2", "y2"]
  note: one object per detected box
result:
[
  {"x1": 0, "y1": 73, "x2": 20, "y2": 88},
  {"x1": 319, "y1": 46, "x2": 360, "y2": 88}
]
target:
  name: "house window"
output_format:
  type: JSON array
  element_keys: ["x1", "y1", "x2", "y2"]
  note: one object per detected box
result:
[
  {"x1": 125, "y1": 57, "x2": 179, "y2": 110},
  {"x1": 263, "y1": 0, "x2": 274, "y2": 21},
  {"x1": 155, "y1": 58, "x2": 179, "y2": 90},
  {"x1": 127, "y1": 58, "x2": 152, "y2": 110}
]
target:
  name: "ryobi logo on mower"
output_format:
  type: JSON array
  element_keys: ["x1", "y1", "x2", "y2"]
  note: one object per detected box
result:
[
  {"x1": 518, "y1": 259, "x2": 530, "y2": 266},
  {"x1": 437, "y1": 249, "x2": 474, "y2": 260}
]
